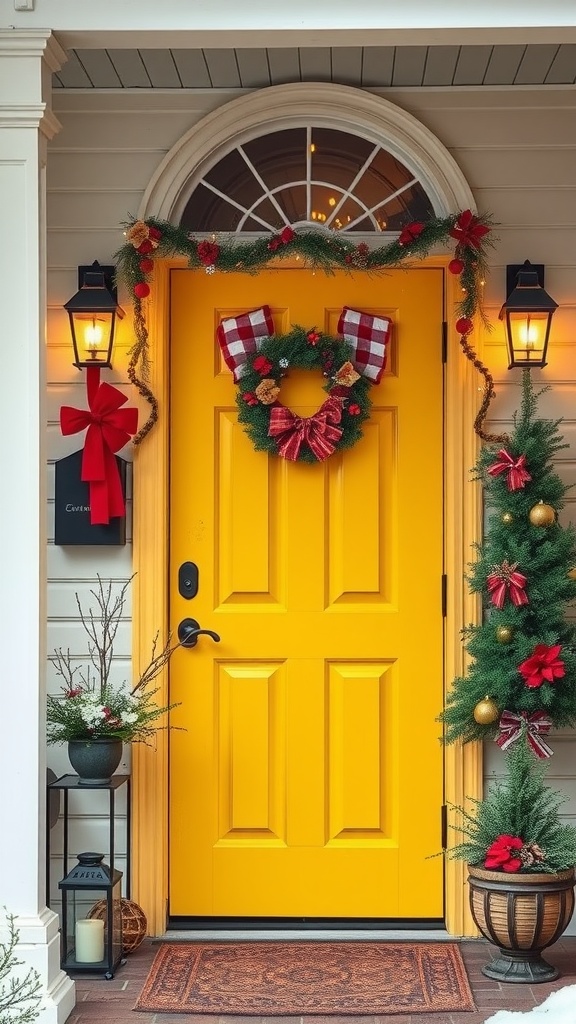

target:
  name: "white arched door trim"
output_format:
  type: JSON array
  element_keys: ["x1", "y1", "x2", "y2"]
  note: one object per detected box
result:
[{"x1": 138, "y1": 82, "x2": 475, "y2": 222}]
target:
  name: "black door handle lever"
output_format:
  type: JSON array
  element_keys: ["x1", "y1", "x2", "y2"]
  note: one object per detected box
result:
[{"x1": 178, "y1": 617, "x2": 221, "y2": 648}]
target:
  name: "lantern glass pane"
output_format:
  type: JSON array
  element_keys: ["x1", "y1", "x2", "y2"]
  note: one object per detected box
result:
[
  {"x1": 70, "y1": 889, "x2": 106, "y2": 965},
  {"x1": 72, "y1": 312, "x2": 114, "y2": 366},
  {"x1": 508, "y1": 310, "x2": 549, "y2": 365}
]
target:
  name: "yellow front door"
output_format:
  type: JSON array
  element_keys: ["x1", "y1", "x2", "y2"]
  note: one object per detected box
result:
[{"x1": 169, "y1": 267, "x2": 444, "y2": 919}]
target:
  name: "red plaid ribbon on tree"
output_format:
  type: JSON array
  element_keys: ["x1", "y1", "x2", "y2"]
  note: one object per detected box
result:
[
  {"x1": 337, "y1": 306, "x2": 391, "y2": 383},
  {"x1": 496, "y1": 710, "x2": 553, "y2": 759},
  {"x1": 486, "y1": 560, "x2": 528, "y2": 609},
  {"x1": 216, "y1": 305, "x2": 274, "y2": 382},
  {"x1": 487, "y1": 448, "x2": 532, "y2": 491}
]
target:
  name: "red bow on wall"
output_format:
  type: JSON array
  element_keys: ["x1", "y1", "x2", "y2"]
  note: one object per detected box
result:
[{"x1": 60, "y1": 367, "x2": 138, "y2": 525}]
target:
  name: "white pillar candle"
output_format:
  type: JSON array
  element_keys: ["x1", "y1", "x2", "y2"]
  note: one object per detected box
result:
[{"x1": 75, "y1": 918, "x2": 105, "y2": 963}]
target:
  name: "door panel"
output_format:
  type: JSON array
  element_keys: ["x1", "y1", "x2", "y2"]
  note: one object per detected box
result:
[{"x1": 169, "y1": 268, "x2": 444, "y2": 918}]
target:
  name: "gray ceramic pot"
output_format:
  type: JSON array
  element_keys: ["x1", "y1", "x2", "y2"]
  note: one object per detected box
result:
[{"x1": 67, "y1": 738, "x2": 123, "y2": 785}]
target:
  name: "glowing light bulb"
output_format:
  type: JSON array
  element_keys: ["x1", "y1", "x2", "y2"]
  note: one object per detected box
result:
[
  {"x1": 328, "y1": 197, "x2": 336, "y2": 207},
  {"x1": 85, "y1": 320, "x2": 103, "y2": 355},
  {"x1": 519, "y1": 319, "x2": 539, "y2": 349}
]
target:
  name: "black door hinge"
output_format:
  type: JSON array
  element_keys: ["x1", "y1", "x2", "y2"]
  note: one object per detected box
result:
[
  {"x1": 441, "y1": 574, "x2": 447, "y2": 617},
  {"x1": 441, "y1": 804, "x2": 448, "y2": 849},
  {"x1": 441, "y1": 321, "x2": 448, "y2": 363}
]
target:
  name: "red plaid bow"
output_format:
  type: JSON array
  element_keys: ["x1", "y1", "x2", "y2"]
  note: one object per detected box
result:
[
  {"x1": 486, "y1": 561, "x2": 528, "y2": 609},
  {"x1": 487, "y1": 449, "x2": 532, "y2": 491},
  {"x1": 60, "y1": 367, "x2": 138, "y2": 525},
  {"x1": 268, "y1": 397, "x2": 343, "y2": 461},
  {"x1": 496, "y1": 710, "x2": 553, "y2": 759},
  {"x1": 449, "y1": 209, "x2": 490, "y2": 250}
]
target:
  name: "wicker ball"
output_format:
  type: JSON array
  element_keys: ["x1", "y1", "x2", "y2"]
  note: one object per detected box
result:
[{"x1": 88, "y1": 898, "x2": 147, "y2": 953}]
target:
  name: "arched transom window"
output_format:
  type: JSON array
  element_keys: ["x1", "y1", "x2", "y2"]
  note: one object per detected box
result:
[{"x1": 180, "y1": 126, "x2": 435, "y2": 234}]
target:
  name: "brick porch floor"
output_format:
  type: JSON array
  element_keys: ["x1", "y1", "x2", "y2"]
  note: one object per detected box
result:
[{"x1": 70, "y1": 936, "x2": 576, "y2": 1024}]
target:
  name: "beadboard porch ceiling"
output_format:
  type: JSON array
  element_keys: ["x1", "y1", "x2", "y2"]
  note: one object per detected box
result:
[{"x1": 53, "y1": 43, "x2": 576, "y2": 90}]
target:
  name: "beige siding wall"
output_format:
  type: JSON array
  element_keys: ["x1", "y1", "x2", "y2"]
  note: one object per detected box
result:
[{"x1": 47, "y1": 85, "x2": 576, "y2": 921}]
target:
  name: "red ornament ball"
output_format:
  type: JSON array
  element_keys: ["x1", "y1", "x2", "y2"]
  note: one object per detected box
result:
[
  {"x1": 348, "y1": 403, "x2": 361, "y2": 416},
  {"x1": 134, "y1": 282, "x2": 150, "y2": 299},
  {"x1": 456, "y1": 317, "x2": 473, "y2": 335},
  {"x1": 448, "y1": 258, "x2": 464, "y2": 275},
  {"x1": 139, "y1": 258, "x2": 154, "y2": 274}
]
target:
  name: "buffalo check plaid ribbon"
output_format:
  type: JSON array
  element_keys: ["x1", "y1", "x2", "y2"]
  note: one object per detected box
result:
[
  {"x1": 217, "y1": 305, "x2": 274, "y2": 382},
  {"x1": 337, "y1": 306, "x2": 391, "y2": 383}
]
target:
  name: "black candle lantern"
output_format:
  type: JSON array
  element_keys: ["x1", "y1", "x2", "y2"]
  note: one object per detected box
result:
[
  {"x1": 64, "y1": 262, "x2": 125, "y2": 369},
  {"x1": 499, "y1": 261, "x2": 558, "y2": 369},
  {"x1": 58, "y1": 852, "x2": 123, "y2": 979}
]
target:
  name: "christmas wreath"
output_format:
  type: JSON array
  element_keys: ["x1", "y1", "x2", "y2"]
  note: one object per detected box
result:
[{"x1": 235, "y1": 326, "x2": 373, "y2": 462}]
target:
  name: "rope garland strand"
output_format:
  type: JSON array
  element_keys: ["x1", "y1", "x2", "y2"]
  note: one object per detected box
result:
[
  {"x1": 127, "y1": 300, "x2": 158, "y2": 445},
  {"x1": 459, "y1": 331, "x2": 510, "y2": 445},
  {"x1": 115, "y1": 212, "x2": 499, "y2": 444}
]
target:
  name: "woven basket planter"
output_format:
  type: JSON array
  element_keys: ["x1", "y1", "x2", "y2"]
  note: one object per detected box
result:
[{"x1": 468, "y1": 864, "x2": 575, "y2": 983}]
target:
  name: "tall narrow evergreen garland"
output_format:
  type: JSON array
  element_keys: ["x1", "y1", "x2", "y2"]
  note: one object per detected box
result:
[{"x1": 441, "y1": 371, "x2": 576, "y2": 745}]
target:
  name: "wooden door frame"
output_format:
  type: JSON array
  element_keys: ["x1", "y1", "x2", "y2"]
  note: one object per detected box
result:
[{"x1": 131, "y1": 256, "x2": 483, "y2": 936}]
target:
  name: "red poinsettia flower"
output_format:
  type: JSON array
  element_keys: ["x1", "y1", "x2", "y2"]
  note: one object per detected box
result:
[
  {"x1": 449, "y1": 209, "x2": 490, "y2": 250},
  {"x1": 307, "y1": 331, "x2": 321, "y2": 345},
  {"x1": 65, "y1": 687, "x2": 82, "y2": 698},
  {"x1": 398, "y1": 222, "x2": 425, "y2": 246},
  {"x1": 280, "y1": 226, "x2": 295, "y2": 244},
  {"x1": 253, "y1": 355, "x2": 273, "y2": 375},
  {"x1": 197, "y1": 240, "x2": 220, "y2": 266},
  {"x1": 485, "y1": 834, "x2": 524, "y2": 873},
  {"x1": 519, "y1": 643, "x2": 565, "y2": 688},
  {"x1": 242, "y1": 392, "x2": 259, "y2": 406}
]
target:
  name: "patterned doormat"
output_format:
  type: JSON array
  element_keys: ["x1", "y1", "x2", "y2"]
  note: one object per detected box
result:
[{"x1": 134, "y1": 941, "x2": 475, "y2": 1015}]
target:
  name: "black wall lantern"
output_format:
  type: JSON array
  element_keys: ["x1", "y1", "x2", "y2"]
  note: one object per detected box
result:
[
  {"x1": 499, "y1": 261, "x2": 558, "y2": 369},
  {"x1": 58, "y1": 852, "x2": 123, "y2": 979},
  {"x1": 64, "y1": 262, "x2": 125, "y2": 369}
]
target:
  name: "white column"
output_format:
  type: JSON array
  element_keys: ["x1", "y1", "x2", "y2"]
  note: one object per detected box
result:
[{"x1": 0, "y1": 29, "x2": 75, "y2": 1024}]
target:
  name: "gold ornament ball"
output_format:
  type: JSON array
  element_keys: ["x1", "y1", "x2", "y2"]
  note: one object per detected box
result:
[
  {"x1": 473, "y1": 696, "x2": 499, "y2": 725},
  {"x1": 501, "y1": 512, "x2": 514, "y2": 525},
  {"x1": 496, "y1": 625, "x2": 513, "y2": 644},
  {"x1": 529, "y1": 501, "x2": 556, "y2": 527},
  {"x1": 568, "y1": 568, "x2": 576, "y2": 581}
]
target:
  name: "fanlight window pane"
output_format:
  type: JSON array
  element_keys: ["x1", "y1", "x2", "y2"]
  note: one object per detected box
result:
[
  {"x1": 243, "y1": 129, "x2": 307, "y2": 189},
  {"x1": 310, "y1": 128, "x2": 376, "y2": 191},
  {"x1": 180, "y1": 127, "x2": 434, "y2": 234}
]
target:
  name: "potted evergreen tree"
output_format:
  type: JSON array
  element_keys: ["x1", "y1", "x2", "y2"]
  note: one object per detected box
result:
[
  {"x1": 448, "y1": 733, "x2": 576, "y2": 983},
  {"x1": 438, "y1": 372, "x2": 576, "y2": 982}
]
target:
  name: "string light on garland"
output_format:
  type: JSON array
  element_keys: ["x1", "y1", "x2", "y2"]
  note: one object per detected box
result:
[
  {"x1": 529, "y1": 500, "x2": 556, "y2": 527},
  {"x1": 114, "y1": 210, "x2": 496, "y2": 445}
]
